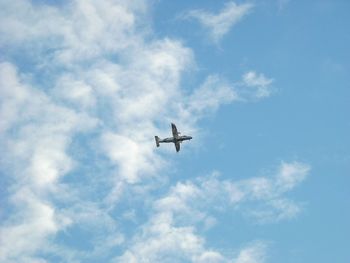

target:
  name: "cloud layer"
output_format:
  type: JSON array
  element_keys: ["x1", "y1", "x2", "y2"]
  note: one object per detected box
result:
[
  {"x1": 117, "y1": 162, "x2": 310, "y2": 262},
  {"x1": 0, "y1": 1, "x2": 307, "y2": 262}
]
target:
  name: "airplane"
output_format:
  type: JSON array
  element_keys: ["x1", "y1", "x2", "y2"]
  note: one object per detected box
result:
[{"x1": 155, "y1": 123, "x2": 192, "y2": 152}]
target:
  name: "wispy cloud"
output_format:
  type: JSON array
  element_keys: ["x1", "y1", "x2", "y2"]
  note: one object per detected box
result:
[
  {"x1": 188, "y1": 75, "x2": 238, "y2": 114},
  {"x1": 116, "y1": 162, "x2": 310, "y2": 261},
  {"x1": 182, "y1": 1, "x2": 254, "y2": 43},
  {"x1": 0, "y1": 1, "x2": 305, "y2": 262},
  {"x1": 239, "y1": 71, "x2": 274, "y2": 100},
  {"x1": 0, "y1": 62, "x2": 95, "y2": 262},
  {"x1": 184, "y1": 70, "x2": 274, "y2": 113},
  {"x1": 234, "y1": 242, "x2": 267, "y2": 263},
  {"x1": 0, "y1": 1, "x2": 241, "y2": 261}
]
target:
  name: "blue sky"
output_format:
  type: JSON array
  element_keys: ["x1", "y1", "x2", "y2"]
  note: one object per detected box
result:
[{"x1": 0, "y1": 0, "x2": 349, "y2": 262}]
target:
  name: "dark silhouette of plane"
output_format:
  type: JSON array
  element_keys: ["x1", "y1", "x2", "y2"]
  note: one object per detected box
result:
[{"x1": 155, "y1": 123, "x2": 192, "y2": 152}]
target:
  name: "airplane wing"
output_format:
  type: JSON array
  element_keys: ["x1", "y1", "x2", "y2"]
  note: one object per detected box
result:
[
  {"x1": 174, "y1": 141, "x2": 180, "y2": 152},
  {"x1": 171, "y1": 123, "x2": 179, "y2": 138}
]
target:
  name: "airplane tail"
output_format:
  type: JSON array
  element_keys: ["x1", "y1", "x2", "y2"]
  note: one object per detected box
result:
[{"x1": 155, "y1": 136, "x2": 160, "y2": 147}]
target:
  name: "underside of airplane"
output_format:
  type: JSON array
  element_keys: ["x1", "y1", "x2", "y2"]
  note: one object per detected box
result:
[{"x1": 155, "y1": 123, "x2": 192, "y2": 152}]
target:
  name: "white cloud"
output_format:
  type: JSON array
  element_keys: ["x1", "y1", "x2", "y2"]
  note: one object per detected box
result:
[
  {"x1": 183, "y1": 1, "x2": 254, "y2": 43},
  {"x1": 177, "y1": 71, "x2": 273, "y2": 128},
  {"x1": 188, "y1": 75, "x2": 238, "y2": 115},
  {"x1": 240, "y1": 71, "x2": 274, "y2": 100},
  {"x1": 234, "y1": 242, "x2": 267, "y2": 263},
  {"x1": 243, "y1": 71, "x2": 273, "y2": 88},
  {"x1": 275, "y1": 161, "x2": 309, "y2": 192},
  {"x1": 53, "y1": 75, "x2": 96, "y2": 109},
  {"x1": 0, "y1": 61, "x2": 96, "y2": 262},
  {"x1": 0, "y1": 1, "x2": 302, "y2": 262},
  {"x1": 0, "y1": 190, "x2": 72, "y2": 262},
  {"x1": 116, "y1": 162, "x2": 309, "y2": 262},
  {"x1": 0, "y1": 0, "x2": 147, "y2": 64},
  {"x1": 0, "y1": 1, "x2": 238, "y2": 261},
  {"x1": 101, "y1": 132, "x2": 162, "y2": 184},
  {"x1": 239, "y1": 162, "x2": 310, "y2": 223}
]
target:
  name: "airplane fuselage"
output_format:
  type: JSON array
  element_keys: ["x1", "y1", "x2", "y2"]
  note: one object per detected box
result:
[{"x1": 160, "y1": 135, "x2": 192, "y2": 143}]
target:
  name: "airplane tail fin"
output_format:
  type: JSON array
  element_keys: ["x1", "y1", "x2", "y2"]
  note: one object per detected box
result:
[{"x1": 155, "y1": 136, "x2": 160, "y2": 147}]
